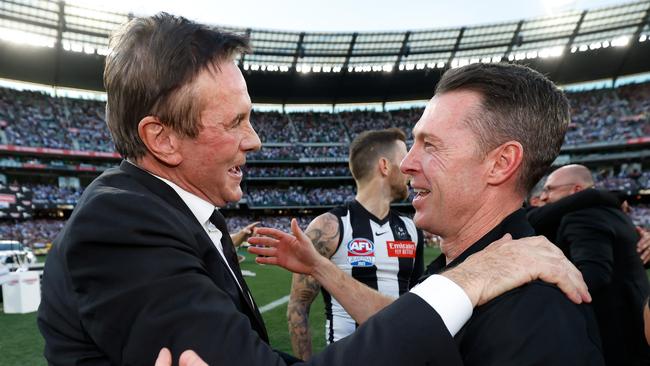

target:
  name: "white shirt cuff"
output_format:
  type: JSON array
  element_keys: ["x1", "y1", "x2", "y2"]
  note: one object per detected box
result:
[{"x1": 410, "y1": 274, "x2": 473, "y2": 336}]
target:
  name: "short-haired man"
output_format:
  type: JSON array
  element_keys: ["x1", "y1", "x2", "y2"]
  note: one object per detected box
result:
[
  {"x1": 288, "y1": 128, "x2": 424, "y2": 359},
  {"x1": 251, "y1": 63, "x2": 604, "y2": 365},
  {"x1": 529, "y1": 164, "x2": 650, "y2": 365}
]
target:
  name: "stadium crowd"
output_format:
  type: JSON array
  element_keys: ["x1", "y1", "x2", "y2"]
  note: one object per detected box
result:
[
  {"x1": 245, "y1": 165, "x2": 350, "y2": 177},
  {"x1": 566, "y1": 82, "x2": 650, "y2": 145},
  {"x1": 28, "y1": 184, "x2": 83, "y2": 206},
  {"x1": 0, "y1": 219, "x2": 64, "y2": 248},
  {"x1": 246, "y1": 185, "x2": 355, "y2": 206},
  {"x1": 1, "y1": 82, "x2": 649, "y2": 156},
  {"x1": 9, "y1": 166, "x2": 647, "y2": 209}
]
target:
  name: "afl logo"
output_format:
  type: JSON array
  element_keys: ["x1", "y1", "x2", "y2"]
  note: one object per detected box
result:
[{"x1": 347, "y1": 238, "x2": 375, "y2": 267}]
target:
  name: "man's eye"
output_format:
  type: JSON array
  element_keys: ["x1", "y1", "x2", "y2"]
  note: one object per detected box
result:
[{"x1": 232, "y1": 116, "x2": 244, "y2": 127}]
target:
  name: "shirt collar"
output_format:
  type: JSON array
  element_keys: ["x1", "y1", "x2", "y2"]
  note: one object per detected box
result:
[
  {"x1": 152, "y1": 175, "x2": 216, "y2": 228},
  {"x1": 123, "y1": 160, "x2": 217, "y2": 229}
]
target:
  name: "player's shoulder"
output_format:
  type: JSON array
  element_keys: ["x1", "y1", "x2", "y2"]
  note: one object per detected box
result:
[{"x1": 310, "y1": 211, "x2": 340, "y2": 229}]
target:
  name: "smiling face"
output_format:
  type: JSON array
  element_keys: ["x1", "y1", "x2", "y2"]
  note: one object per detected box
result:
[
  {"x1": 400, "y1": 90, "x2": 491, "y2": 237},
  {"x1": 175, "y1": 61, "x2": 261, "y2": 207}
]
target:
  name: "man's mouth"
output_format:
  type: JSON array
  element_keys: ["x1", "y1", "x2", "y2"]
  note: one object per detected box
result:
[
  {"x1": 228, "y1": 165, "x2": 243, "y2": 177},
  {"x1": 412, "y1": 188, "x2": 431, "y2": 199}
]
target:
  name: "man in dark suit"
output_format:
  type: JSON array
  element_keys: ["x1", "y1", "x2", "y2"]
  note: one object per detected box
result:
[
  {"x1": 38, "y1": 13, "x2": 590, "y2": 366},
  {"x1": 249, "y1": 63, "x2": 604, "y2": 365},
  {"x1": 529, "y1": 164, "x2": 650, "y2": 365}
]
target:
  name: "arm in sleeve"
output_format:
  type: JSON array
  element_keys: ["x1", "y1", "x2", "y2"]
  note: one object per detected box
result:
[{"x1": 560, "y1": 210, "x2": 615, "y2": 292}]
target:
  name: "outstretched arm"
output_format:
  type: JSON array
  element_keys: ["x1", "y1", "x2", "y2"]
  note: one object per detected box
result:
[
  {"x1": 288, "y1": 214, "x2": 339, "y2": 360},
  {"x1": 249, "y1": 222, "x2": 590, "y2": 308},
  {"x1": 250, "y1": 219, "x2": 397, "y2": 325}
]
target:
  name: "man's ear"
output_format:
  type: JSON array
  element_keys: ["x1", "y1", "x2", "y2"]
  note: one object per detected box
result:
[
  {"x1": 137, "y1": 116, "x2": 183, "y2": 166},
  {"x1": 485, "y1": 141, "x2": 523, "y2": 186},
  {"x1": 572, "y1": 184, "x2": 587, "y2": 194},
  {"x1": 378, "y1": 157, "x2": 390, "y2": 177}
]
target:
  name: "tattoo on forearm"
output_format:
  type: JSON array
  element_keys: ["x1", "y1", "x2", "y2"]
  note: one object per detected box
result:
[
  {"x1": 288, "y1": 302, "x2": 312, "y2": 359},
  {"x1": 288, "y1": 213, "x2": 340, "y2": 359},
  {"x1": 288, "y1": 274, "x2": 321, "y2": 359}
]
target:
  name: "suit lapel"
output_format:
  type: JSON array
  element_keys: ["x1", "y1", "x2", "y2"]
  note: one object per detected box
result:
[{"x1": 119, "y1": 161, "x2": 269, "y2": 342}]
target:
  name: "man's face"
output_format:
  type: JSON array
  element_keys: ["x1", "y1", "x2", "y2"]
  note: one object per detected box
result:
[
  {"x1": 388, "y1": 140, "x2": 410, "y2": 201},
  {"x1": 176, "y1": 61, "x2": 261, "y2": 207},
  {"x1": 400, "y1": 90, "x2": 490, "y2": 236},
  {"x1": 539, "y1": 171, "x2": 578, "y2": 204}
]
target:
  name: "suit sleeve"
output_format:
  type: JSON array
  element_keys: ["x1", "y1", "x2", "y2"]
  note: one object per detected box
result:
[
  {"x1": 559, "y1": 209, "x2": 615, "y2": 292},
  {"x1": 66, "y1": 193, "x2": 461, "y2": 366}
]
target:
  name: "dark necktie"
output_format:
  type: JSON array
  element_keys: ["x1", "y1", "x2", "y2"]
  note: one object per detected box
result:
[{"x1": 208, "y1": 210, "x2": 258, "y2": 312}]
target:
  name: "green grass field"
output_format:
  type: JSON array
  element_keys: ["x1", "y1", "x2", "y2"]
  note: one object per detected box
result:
[{"x1": 0, "y1": 247, "x2": 441, "y2": 365}]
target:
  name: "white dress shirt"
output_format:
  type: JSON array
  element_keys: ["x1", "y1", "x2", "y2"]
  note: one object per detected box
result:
[{"x1": 153, "y1": 175, "x2": 245, "y2": 293}]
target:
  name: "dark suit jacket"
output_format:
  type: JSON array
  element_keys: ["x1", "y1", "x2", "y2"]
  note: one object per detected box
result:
[
  {"x1": 528, "y1": 189, "x2": 650, "y2": 366},
  {"x1": 38, "y1": 161, "x2": 463, "y2": 366},
  {"x1": 422, "y1": 209, "x2": 604, "y2": 366}
]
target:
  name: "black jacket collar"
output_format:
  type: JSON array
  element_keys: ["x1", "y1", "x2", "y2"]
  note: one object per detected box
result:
[{"x1": 427, "y1": 209, "x2": 534, "y2": 274}]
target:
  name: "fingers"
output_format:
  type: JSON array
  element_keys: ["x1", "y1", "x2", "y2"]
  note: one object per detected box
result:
[
  {"x1": 154, "y1": 348, "x2": 172, "y2": 366},
  {"x1": 291, "y1": 218, "x2": 309, "y2": 242},
  {"x1": 255, "y1": 256, "x2": 278, "y2": 266},
  {"x1": 490, "y1": 234, "x2": 591, "y2": 305},
  {"x1": 637, "y1": 230, "x2": 650, "y2": 264},
  {"x1": 535, "y1": 251, "x2": 591, "y2": 304},
  {"x1": 248, "y1": 246, "x2": 276, "y2": 257},
  {"x1": 641, "y1": 246, "x2": 650, "y2": 265},
  {"x1": 179, "y1": 350, "x2": 208, "y2": 366},
  {"x1": 245, "y1": 222, "x2": 261, "y2": 233},
  {"x1": 248, "y1": 236, "x2": 280, "y2": 248},
  {"x1": 496, "y1": 233, "x2": 512, "y2": 243}
]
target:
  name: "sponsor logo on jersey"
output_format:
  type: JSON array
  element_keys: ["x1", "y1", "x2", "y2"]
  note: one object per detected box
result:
[
  {"x1": 347, "y1": 238, "x2": 375, "y2": 267},
  {"x1": 387, "y1": 240, "x2": 416, "y2": 258}
]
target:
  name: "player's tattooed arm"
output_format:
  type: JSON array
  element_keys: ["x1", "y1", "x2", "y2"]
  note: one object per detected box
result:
[{"x1": 287, "y1": 213, "x2": 340, "y2": 360}]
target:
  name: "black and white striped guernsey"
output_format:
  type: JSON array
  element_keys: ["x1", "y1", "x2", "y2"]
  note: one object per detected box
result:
[{"x1": 322, "y1": 200, "x2": 424, "y2": 344}]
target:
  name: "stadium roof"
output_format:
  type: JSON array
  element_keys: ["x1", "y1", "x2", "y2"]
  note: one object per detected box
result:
[{"x1": 1, "y1": 0, "x2": 650, "y2": 103}]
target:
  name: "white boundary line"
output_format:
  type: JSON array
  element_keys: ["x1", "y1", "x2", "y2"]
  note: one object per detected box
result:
[{"x1": 259, "y1": 295, "x2": 290, "y2": 313}]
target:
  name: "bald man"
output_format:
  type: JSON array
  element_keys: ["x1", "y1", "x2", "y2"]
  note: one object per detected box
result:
[{"x1": 530, "y1": 164, "x2": 650, "y2": 365}]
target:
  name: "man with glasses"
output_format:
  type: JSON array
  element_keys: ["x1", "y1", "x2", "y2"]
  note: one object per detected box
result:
[{"x1": 529, "y1": 164, "x2": 650, "y2": 365}]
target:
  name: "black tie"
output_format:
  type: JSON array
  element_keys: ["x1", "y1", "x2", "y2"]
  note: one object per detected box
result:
[{"x1": 208, "y1": 210, "x2": 258, "y2": 312}]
